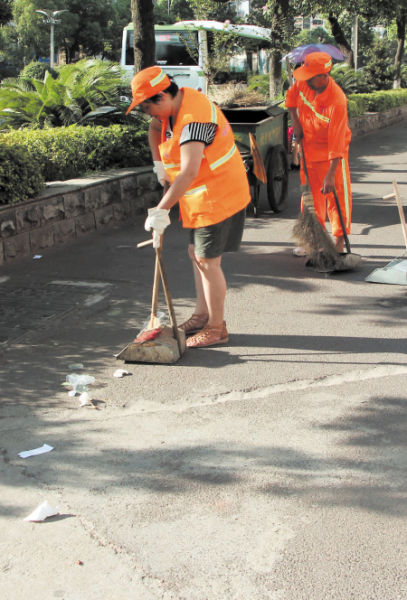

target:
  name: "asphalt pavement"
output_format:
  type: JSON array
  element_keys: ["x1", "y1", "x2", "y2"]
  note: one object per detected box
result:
[{"x1": 0, "y1": 121, "x2": 406, "y2": 600}]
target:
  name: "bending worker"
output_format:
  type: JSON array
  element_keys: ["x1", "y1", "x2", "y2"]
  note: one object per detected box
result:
[
  {"x1": 126, "y1": 66, "x2": 250, "y2": 348},
  {"x1": 285, "y1": 52, "x2": 352, "y2": 255}
]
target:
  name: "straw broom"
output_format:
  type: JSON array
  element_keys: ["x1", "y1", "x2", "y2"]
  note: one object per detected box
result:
[{"x1": 292, "y1": 143, "x2": 338, "y2": 271}]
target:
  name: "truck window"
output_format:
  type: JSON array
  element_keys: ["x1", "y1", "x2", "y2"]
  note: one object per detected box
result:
[{"x1": 155, "y1": 31, "x2": 198, "y2": 66}]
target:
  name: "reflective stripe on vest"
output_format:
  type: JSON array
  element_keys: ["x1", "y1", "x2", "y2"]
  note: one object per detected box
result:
[
  {"x1": 163, "y1": 161, "x2": 181, "y2": 169},
  {"x1": 209, "y1": 143, "x2": 237, "y2": 171},
  {"x1": 185, "y1": 184, "x2": 208, "y2": 196},
  {"x1": 299, "y1": 92, "x2": 330, "y2": 123},
  {"x1": 209, "y1": 100, "x2": 218, "y2": 124}
]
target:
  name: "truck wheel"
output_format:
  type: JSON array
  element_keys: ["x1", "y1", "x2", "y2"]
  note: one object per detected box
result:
[{"x1": 266, "y1": 145, "x2": 288, "y2": 212}]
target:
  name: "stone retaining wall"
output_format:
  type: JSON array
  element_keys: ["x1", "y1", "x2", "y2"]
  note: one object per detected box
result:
[
  {"x1": 1, "y1": 105, "x2": 406, "y2": 265},
  {"x1": 0, "y1": 166, "x2": 160, "y2": 265}
]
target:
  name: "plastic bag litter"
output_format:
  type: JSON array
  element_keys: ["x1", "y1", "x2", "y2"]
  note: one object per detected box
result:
[
  {"x1": 65, "y1": 373, "x2": 95, "y2": 396},
  {"x1": 24, "y1": 501, "x2": 59, "y2": 522}
]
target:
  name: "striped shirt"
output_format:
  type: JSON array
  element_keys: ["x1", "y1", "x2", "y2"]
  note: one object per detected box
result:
[{"x1": 179, "y1": 122, "x2": 218, "y2": 146}]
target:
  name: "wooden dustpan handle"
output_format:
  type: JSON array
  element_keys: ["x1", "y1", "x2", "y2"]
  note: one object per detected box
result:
[
  {"x1": 151, "y1": 251, "x2": 160, "y2": 321},
  {"x1": 155, "y1": 246, "x2": 183, "y2": 357}
]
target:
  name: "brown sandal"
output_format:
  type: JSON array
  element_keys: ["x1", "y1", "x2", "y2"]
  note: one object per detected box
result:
[
  {"x1": 178, "y1": 313, "x2": 209, "y2": 335},
  {"x1": 186, "y1": 322, "x2": 229, "y2": 348}
]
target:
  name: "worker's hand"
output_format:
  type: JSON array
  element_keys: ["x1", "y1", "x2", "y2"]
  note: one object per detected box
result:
[
  {"x1": 153, "y1": 161, "x2": 169, "y2": 187},
  {"x1": 292, "y1": 123, "x2": 303, "y2": 142},
  {"x1": 144, "y1": 207, "x2": 170, "y2": 248},
  {"x1": 321, "y1": 174, "x2": 336, "y2": 195}
]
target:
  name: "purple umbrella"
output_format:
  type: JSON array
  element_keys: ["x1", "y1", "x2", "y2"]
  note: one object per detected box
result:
[{"x1": 284, "y1": 44, "x2": 345, "y2": 64}]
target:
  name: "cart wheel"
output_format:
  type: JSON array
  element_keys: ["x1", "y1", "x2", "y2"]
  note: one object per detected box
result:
[
  {"x1": 266, "y1": 145, "x2": 288, "y2": 212},
  {"x1": 251, "y1": 180, "x2": 260, "y2": 217}
]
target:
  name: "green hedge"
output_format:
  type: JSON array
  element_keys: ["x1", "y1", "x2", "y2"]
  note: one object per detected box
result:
[
  {"x1": 0, "y1": 144, "x2": 45, "y2": 205},
  {"x1": 1, "y1": 124, "x2": 151, "y2": 205},
  {"x1": 348, "y1": 89, "x2": 407, "y2": 117}
]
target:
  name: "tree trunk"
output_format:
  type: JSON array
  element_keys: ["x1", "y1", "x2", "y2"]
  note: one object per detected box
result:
[
  {"x1": 393, "y1": 9, "x2": 406, "y2": 89},
  {"x1": 328, "y1": 13, "x2": 354, "y2": 68},
  {"x1": 268, "y1": 0, "x2": 289, "y2": 99},
  {"x1": 269, "y1": 52, "x2": 282, "y2": 99},
  {"x1": 131, "y1": 0, "x2": 156, "y2": 73}
]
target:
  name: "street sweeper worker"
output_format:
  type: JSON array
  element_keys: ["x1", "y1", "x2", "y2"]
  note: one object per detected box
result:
[
  {"x1": 126, "y1": 66, "x2": 251, "y2": 348},
  {"x1": 285, "y1": 51, "x2": 352, "y2": 255}
]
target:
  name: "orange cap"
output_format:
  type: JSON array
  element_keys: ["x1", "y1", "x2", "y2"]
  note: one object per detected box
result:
[
  {"x1": 293, "y1": 52, "x2": 333, "y2": 81},
  {"x1": 126, "y1": 66, "x2": 171, "y2": 114}
]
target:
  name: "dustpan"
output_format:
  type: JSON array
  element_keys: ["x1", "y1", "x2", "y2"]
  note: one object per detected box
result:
[
  {"x1": 365, "y1": 181, "x2": 407, "y2": 285},
  {"x1": 116, "y1": 237, "x2": 185, "y2": 363}
]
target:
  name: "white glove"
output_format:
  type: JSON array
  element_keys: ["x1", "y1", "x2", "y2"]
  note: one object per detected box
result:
[
  {"x1": 144, "y1": 207, "x2": 170, "y2": 248},
  {"x1": 153, "y1": 160, "x2": 169, "y2": 187}
]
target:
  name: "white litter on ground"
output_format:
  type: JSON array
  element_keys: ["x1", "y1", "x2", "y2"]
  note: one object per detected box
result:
[
  {"x1": 24, "y1": 501, "x2": 59, "y2": 522},
  {"x1": 18, "y1": 444, "x2": 54, "y2": 459},
  {"x1": 113, "y1": 369, "x2": 129, "y2": 378}
]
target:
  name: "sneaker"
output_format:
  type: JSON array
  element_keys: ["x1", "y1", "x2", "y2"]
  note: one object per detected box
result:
[
  {"x1": 186, "y1": 322, "x2": 229, "y2": 348},
  {"x1": 293, "y1": 247, "x2": 307, "y2": 257}
]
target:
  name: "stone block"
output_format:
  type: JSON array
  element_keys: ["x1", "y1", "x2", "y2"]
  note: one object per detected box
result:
[
  {"x1": 53, "y1": 219, "x2": 76, "y2": 245},
  {"x1": 0, "y1": 209, "x2": 17, "y2": 238},
  {"x1": 63, "y1": 190, "x2": 86, "y2": 217},
  {"x1": 100, "y1": 180, "x2": 121, "y2": 206},
  {"x1": 30, "y1": 225, "x2": 54, "y2": 252},
  {"x1": 95, "y1": 206, "x2": 114, "y2": 229},
  {"x1": 113, "y1": 201, "x2": 132, "y2": 221},
  {"x1": 120, "y1": 176, "x2": 138, "y2": 203},
  {"x1": 84, "y1": 186, "x2": 103, "y2": 211},
  {"x1": 42, "y1": 198, "x2": 65, "y2": 223},
  {"x1": 3, "y1": 232, "x2": 30, "y2": 260},
  {"x1": 75, "y1": 213, "x2": 96, "y2": 235},
  {"x1": 137, "y1": 172, "x2": 157, "y2": 191},
  {"x1": 15, "y1": 203, "x2": 43, "y2": 232}
]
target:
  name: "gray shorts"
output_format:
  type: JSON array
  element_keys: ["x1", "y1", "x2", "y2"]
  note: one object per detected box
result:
[{"x1": 189, "y1": 208, "x2": 246, "y2": 258}]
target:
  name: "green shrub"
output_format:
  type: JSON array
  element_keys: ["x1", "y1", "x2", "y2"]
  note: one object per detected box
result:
[
  {"x1": 348, "y1": 89, "x2": 407, "y2": 115},
  {"x1": 0, "y1": 143, "x2": 45, "y2": 205},
  {"x1": 20, "y1": 61, "x2": 58, "y2": 82},
  {"x1": 3, "y1": 124, "x2": 150, "y2": 182}
]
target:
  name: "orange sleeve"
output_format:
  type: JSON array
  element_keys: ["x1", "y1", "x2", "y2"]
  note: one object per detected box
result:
[
  {"x1": 285, "y1": 81, "x2": 299, "y2": 108},
  {"x1": 327, "y1": 100, "x2": 351, "y2": 160}
]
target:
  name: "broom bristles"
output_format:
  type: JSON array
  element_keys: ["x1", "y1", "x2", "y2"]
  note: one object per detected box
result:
[{"x1": 292, "y1": 188, "x2": 338, "y2": 271}]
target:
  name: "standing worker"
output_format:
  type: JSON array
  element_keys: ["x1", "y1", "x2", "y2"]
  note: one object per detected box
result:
[
  {"x1": 285, "y1": 52, "x2": 352, "y2": 255},
  {"x1": 126, "y1": 66, "x2": 250, "y2": 348}
]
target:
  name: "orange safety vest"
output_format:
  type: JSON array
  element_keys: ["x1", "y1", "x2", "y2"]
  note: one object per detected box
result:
[{"x1": 159, "y1": 88, "x2": 250, "y2": 228}]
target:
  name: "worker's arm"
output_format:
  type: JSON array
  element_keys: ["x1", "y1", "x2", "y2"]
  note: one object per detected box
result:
[
  {"x1": 156, "y1": 141, "x2": 205, "y2": 210},
  {"x1": 148, "y1": 117, "x2": 162, "y2": 161},
  {"x1": 287, "y1": 107, "x2": 303, "y2": 142}
]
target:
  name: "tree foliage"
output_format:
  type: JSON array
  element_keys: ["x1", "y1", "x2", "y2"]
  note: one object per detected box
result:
[{"x1": 0, "y1": 0, "x2": 12, "y2": 26}]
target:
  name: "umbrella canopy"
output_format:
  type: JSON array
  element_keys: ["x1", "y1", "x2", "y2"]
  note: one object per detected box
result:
[{"x1": 284, "y1": 44, "x2": 345, "y2": 64}]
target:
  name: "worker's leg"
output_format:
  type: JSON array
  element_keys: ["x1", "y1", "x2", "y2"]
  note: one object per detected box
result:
[
  {"x1": 184, "y1": 208, "x2": 246, "y2": 347},
  {"x1": 327, "y1": 156, "x2": 352, "y2": 241},
  {"x1": 193, "y1": 255, "x2": 226, "y2": 328},
  {"x1": 177, "y1": 244, "x2": 209, "y2": 335},
  {"x1": 300, "y1": 161, "x2": 328, "y2": 228}
]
